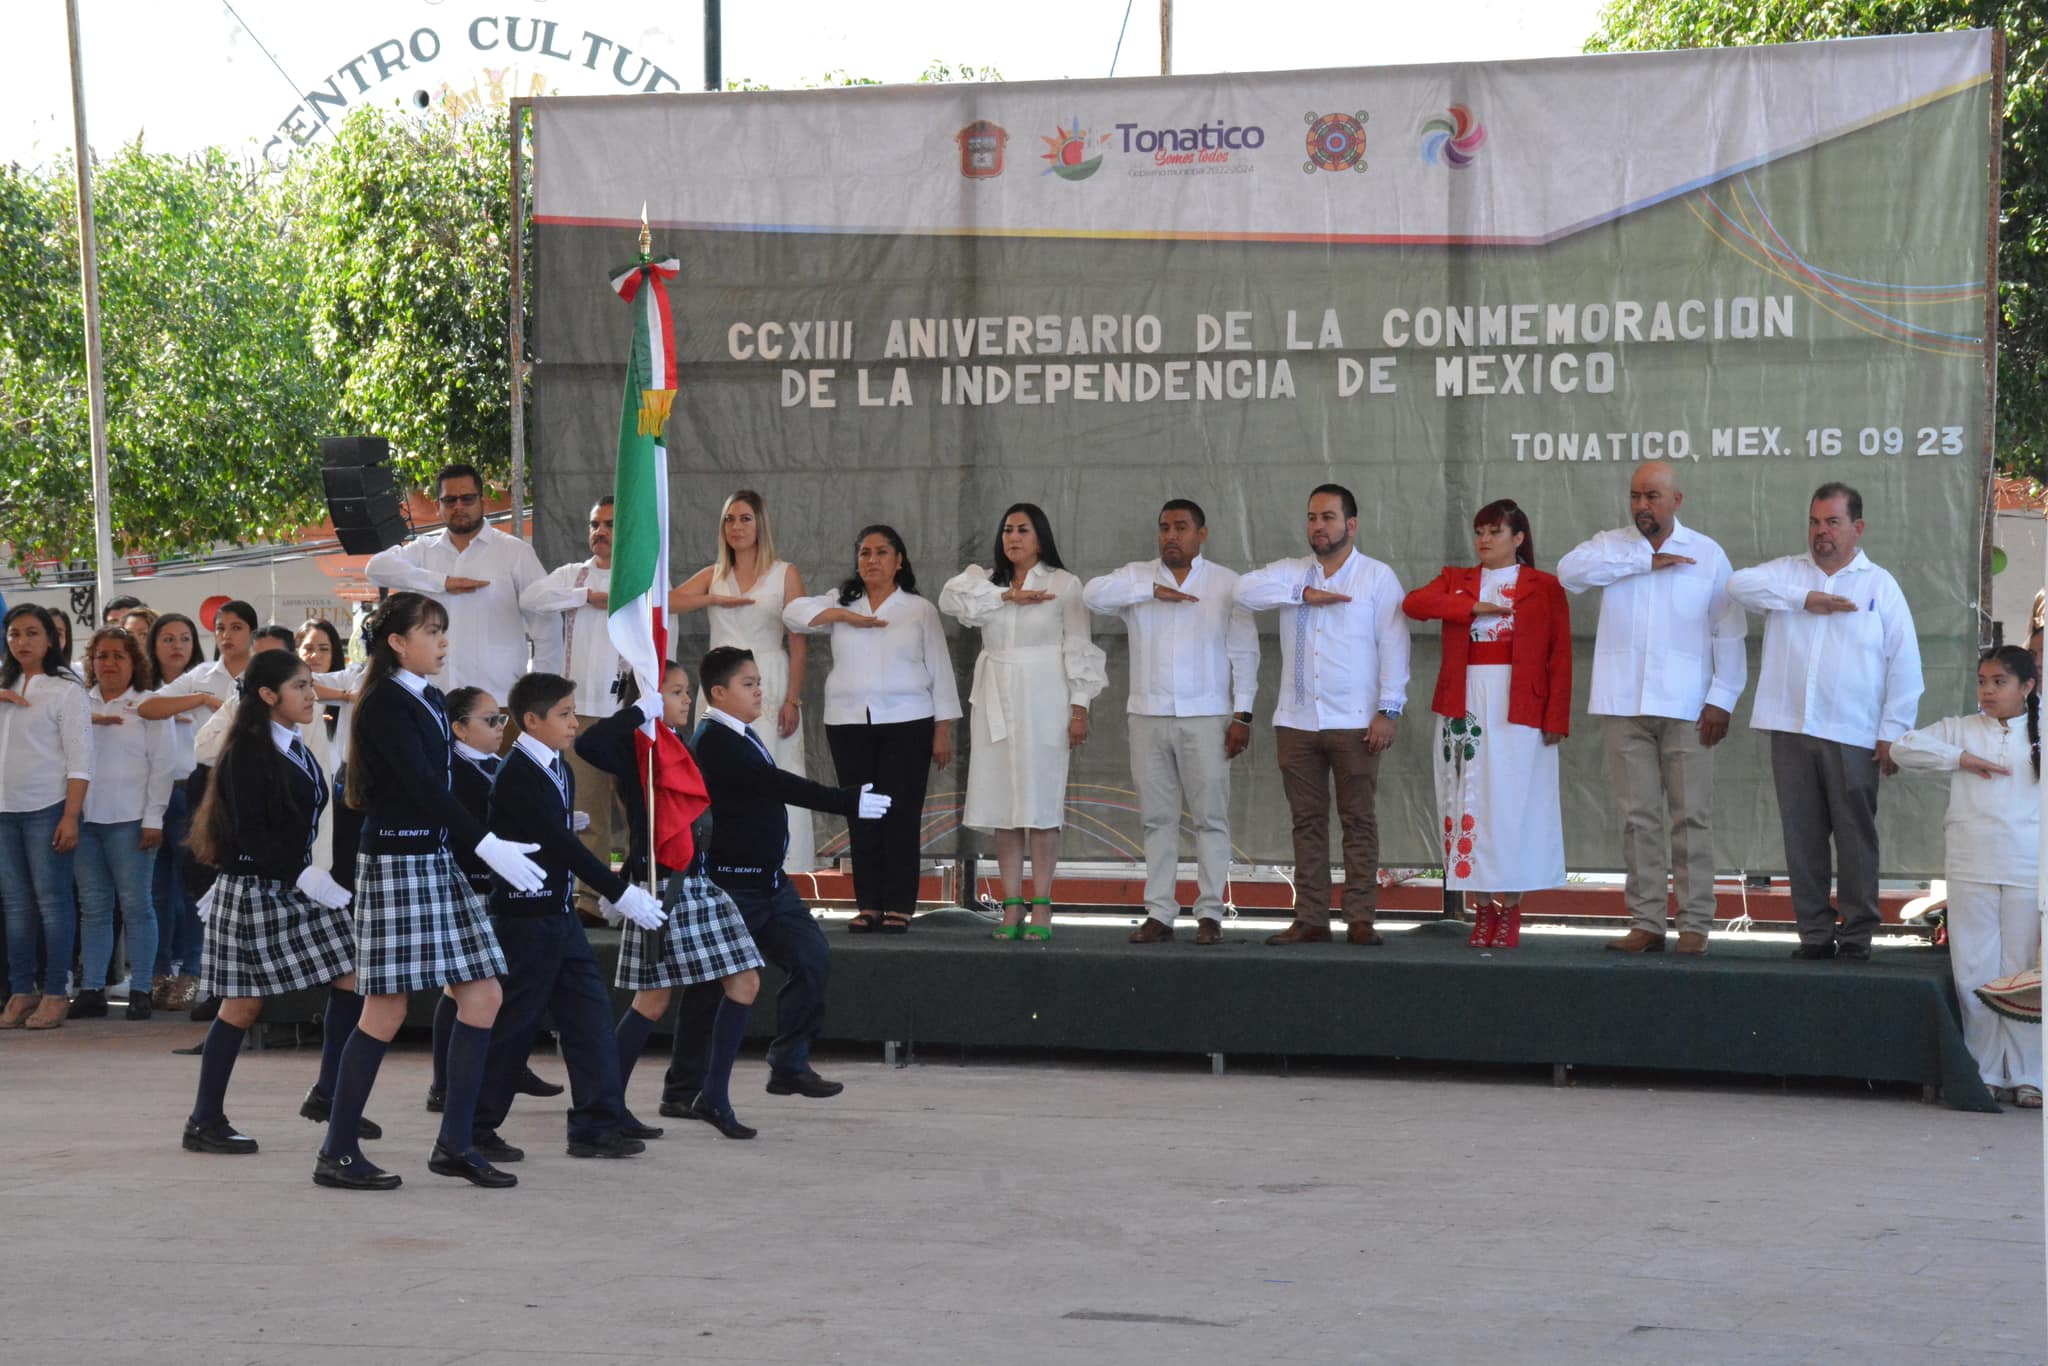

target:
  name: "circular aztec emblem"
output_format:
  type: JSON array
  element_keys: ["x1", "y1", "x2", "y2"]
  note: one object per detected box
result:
[
  {"x1": 1303, "y1": 110, "x2": 1369, "y2": 175},
  {"x1": 1421, "y1": 105, "x2": 1486, "y2": 168}
]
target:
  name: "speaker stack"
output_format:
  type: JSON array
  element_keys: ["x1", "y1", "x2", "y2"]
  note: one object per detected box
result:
[{"x1": 319, "y1": 436, "x2": 410, "y2": 555}]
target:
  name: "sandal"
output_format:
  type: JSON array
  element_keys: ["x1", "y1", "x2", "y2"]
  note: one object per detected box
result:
[
  {"x1": 2017, "y1": 1085, "x2": 2043, "y2": 1110},
  {"x1": 879, "y1": 911, "x2": 912, "y2": 935},
  {"x1": 847, "y1": 911, "x2": 881, "y2": 934},
  {"x1": 992, "y1": 896, "x2": 1025, "y2": 941},
  {"x1": 1020, "y1": 898, "x2": 1053, "y2": 942}
]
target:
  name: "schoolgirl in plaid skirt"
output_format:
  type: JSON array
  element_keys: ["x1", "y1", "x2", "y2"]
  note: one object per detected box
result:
[
  {"x1": 311, "y1": 591, "x2": 548, "y2": 1193},
  {"x1": 181, "y1": 651, "x2": 372, "y2": 1160},
  {"x1": 573, "y1": 660, "x2": 764, "y2": 1138}
]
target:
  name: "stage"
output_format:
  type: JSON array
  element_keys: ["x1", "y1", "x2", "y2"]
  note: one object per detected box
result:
[{"x1": 263, "y1": 908, "x2": 1997, "y2": 1113}]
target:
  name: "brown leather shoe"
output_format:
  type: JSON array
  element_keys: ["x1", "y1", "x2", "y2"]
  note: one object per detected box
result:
[
  {"x1": 0, "y1": 993, "x2": 41, "y2": 1029},
  {"x1": 1264, "y1": 921, "x2": 1332, "y2": 946},
  {"x1": 1128, "y1": 918, "x2": 1175, "y2": 944},
  {"x1": 1673, "y1": 931, "x2": 1710, "y2": 956},
  {"x1": 1194, "y1": 918, "x2": 1222, "y2": 945},
  {"x1": 1605, "y1": 928, "x2": 1667, "y2": 954},
  {"x1": 1346, "y1": 923, "x2": 1384, "y2": 946},
  {"x1": 25, "y1": 994, "x2": 68, "y2": 1030}
]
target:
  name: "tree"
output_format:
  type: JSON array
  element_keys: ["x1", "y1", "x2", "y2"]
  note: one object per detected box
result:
[
  {"x1": 0, "y1": 144, "x2": 331, "y2": 570},
  {"x1": 1586, "y1": 1, "x2": 2047, "y2": 479}
]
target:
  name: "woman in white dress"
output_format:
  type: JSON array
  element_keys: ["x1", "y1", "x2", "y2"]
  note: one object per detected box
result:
[
  {"x1": 940, "y1": 504, "x2": 1107, "y2": 941},
  {"x1": 672, "y1": 490, "x2": 815, "y2": 872}
]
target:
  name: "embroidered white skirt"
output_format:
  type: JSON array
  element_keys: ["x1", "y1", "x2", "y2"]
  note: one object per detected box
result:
[{"x1": 1434, "y1": 665, "x2": 1565, "y2": 894}]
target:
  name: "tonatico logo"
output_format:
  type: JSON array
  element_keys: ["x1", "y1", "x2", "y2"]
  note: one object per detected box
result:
[
  {"x1": 1041, "y1": 121, "x2": 1110, "y2": 181},
  {"x1": 1114, "y1": 119, "x2": 1265, "y2": 169}
]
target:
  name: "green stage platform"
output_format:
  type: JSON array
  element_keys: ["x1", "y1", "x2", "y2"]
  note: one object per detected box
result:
[{"x1": 260, "y1": 909, "x2": 1998, "y2": 1112}]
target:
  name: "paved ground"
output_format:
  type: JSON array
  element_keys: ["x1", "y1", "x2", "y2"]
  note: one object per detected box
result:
[{"x1": 3, "y1": 1019, "x2": 2041, "y2": 1365}]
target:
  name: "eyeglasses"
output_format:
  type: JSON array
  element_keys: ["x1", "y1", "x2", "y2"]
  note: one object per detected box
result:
[
  {"x1": 482, "y1": 713, "x2": 509, "y2": 729},
  {"x1": 438, "y1": 492, "x2": 482, "y2": 507}
]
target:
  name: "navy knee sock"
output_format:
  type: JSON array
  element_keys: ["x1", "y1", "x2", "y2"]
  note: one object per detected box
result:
[
  {"x1": 429, "y1": 993, "x2": 458, "y2": 1093},
  {"x1": 188, "y1": 1018, "x2": 245, "y2": 1125},
  {"x1": 437, "y1": 1020, "x2": 492, "y2": 1153},
  {"x1": 615, "y1": 1008, "x2": 656, "y2": 1093},
  {"x1": 321, "y1": 1029, "x2": 388, "y2": 1163},
  {"x1": 700, "y1": 997, "x2": 751, "y2": 1117},
  {"x1": 314, "y1": 987, "x2": 364, "y2": 1100}
]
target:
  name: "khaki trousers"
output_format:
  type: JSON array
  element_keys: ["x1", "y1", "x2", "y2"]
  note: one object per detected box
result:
[
  {"x1": 1129, "y1": 714, "x2": 1233, "y2": 923},
  {"x1": 1603, "y1": 715, "x2": 1717, "y2": 936},
  {"x1": 1274, "y1": 726, "x2": 1381, "y2": 927}
]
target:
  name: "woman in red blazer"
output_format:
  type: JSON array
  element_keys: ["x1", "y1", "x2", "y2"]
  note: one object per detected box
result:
[{"x1": 1403, "y1": 500, "x2": 1571, "y2": 949}]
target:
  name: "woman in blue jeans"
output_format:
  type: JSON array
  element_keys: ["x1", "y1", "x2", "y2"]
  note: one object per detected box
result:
[
  {"x1": 0, "y1": 603, "x2": 92, "y2": 1031},
  {"x1": 143, "y1": 612, "x2": 209, "y2": 1004},
  {"x1": 73, "y1": 626, "x2": 172, "y2": 1020}
]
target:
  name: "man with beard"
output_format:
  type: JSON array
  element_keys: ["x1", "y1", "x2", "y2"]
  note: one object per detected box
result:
[
  {"x1": 1235, "y1": 484, "x2": 1410, "y2": 946},
  {"x1": 1558, "y1": 462, "x2": 1748, "y2": 955},
  {"x1": 365, "y1": 463, "x2": 555, "y2": 751},
  {"x1": 522, "y1": 498, "x2": 629, "y2": 918},
  {"x1": 1083, "y1": 499, "x2": 1260, "y2": 945},
  {"x1": 1728, "y1": 483, "x2": 1923, "y2": 962}
]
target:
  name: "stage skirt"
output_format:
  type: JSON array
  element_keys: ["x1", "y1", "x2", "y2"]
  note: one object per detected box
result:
[{"x1": 1434, "y1": 664, "x2": 1565, "y2": 894}]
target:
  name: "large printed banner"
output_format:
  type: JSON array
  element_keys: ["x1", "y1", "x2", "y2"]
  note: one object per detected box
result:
[{"x1": 531, "y1": 31, "x2": 1996, "y2": 875}]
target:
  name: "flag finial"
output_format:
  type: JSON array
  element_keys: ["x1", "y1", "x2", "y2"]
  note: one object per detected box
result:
[{"x1": 638, "y1": 203, "x2": 651, "y2": 261}]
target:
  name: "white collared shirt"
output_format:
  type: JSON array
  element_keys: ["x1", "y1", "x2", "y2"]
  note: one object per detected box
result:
[
  {"x1": 84, "y1": 686, "x2": 173, "y2": 827},
  {"x1": 1891, "y1": 712, "x2": 2038, "y2": 887},
  {"x1": 521, "y1": 557, "x2": 621, "y2": 717},
  {"x1": 1083, "y1": 555, "x2": 1259, "y2": 718},
  {"x1": 702, "y1": 705, "x2": 770, "y2": 753},
  {"x1": 154, "y1": 659, "x2": 238, "y2": 779},
  {"x1": 512, "y1": 731, "x2": 571, "y2": 806},
  {"x1": 1235, "y1": 547, "x2": 1410, "y2": 731},
  {"x1": 454, "y1": 739, "x2": 497, "y2": 765},
  {"x1": 1726, "y1": 549, "x2": 1923, "y2": 748},
  {"x1": 784, "y1": 588, "x2": 964, "y2": 727},
  {"x1": 1556, "y1": 517, "x2": 1748, "y2": 720},
  {"x1": 307, "y1": 663, "x2": 366, "y2": 773},
  {"x1": 0, "y1": 670, "x2": 91, "y2": 813},
  {"x1": 365, "y1": 524, "x2": 555, "y2": 696}
]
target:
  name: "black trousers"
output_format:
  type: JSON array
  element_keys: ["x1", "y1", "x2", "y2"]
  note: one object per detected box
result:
[
  {"x1": 825, "y1": 717, "x2": 934, "y2": 916},
  {"x1": 662, "y1": 877, "x2": 829, "y2": 1101},
  {"x1": 476, "y1": 911, "x2": 623, "y2": 1143}
]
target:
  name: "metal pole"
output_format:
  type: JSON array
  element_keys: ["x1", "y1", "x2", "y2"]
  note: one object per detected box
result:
[
  {"x1": 704, "y1": 0, "x2": 722, "y2": 92},
  {"x1": 507, "y1": 98, "x2": 529, "y2": 541},
  {"x1": 65, "y1": 0, "x2": 116, "y2": 610},
  {"x1": 1159, "y1": 0, "x2": 1172, "y2": 76}
]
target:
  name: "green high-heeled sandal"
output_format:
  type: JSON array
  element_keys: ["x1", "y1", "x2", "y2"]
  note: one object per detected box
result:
[
  {"x1": 1020, "y1": 897, "x2": 1054, "y2": 941},
  {"x1": 992, "y1": 896, "x2": 1025, "y2": 941}
]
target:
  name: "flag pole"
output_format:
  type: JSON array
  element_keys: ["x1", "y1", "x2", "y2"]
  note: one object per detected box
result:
[
  {"x1": 646, "y1": 740, "x2": 659, "y2": 900},
  {"x1": 65, "y1": 0, "x2": 117, "y2": 614}
]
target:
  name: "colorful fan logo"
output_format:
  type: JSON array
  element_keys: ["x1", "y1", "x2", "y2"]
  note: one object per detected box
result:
[
  {"x1": 1303, "y1": 110, "x2": 1368, "y2": 175},
  {"x1": 1040, "y1": 121, "x2": 1108, "y2": 181},
  {"x1": 1421, "y1": 105, "x2": 1485, "y2": 167}
]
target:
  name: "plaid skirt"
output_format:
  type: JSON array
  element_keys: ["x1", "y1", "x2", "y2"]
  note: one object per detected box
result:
[
  {"x1": 615, "y1": 868, "x2": 764, "y2": 990},
  {"x1": 352, "y1": 849, "x2": 506, "y2": 995},
  {"x1": 197, "y1": 874, "x2": 355, "y2": 999}
]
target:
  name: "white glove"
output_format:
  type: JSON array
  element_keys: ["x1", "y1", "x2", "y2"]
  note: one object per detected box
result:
[
  {"x1": 193, "y1": 884, "x2": 218, "y2": 924},
  {"x1": 475, "y1": 833, "x2": 546, "y2": 892},
  {"x1": 294, "y1": 864, "x2": 353, "y2": 911},
  {"x1": 595, "y1": 896, "x2": 624, "y2": 925},
  {"x1": 571, "y1": 810, "x2": 592, "y2": 832},
  {"x1": 858, "y1": 783, "x2": 892, "y2": 820},
  {"x1": 614, "y1": 885, "x2": 667, "y2": 931}
]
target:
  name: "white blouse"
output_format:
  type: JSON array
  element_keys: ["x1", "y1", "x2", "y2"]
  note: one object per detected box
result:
[
  {"x1": 84, "y1": 686, "x2": 175, "y2": 827},
  {"x1": 783, "y1": 587, "x2": 964, "y2": 727},
  {"x1": 154, "y1": 660, "x2": 238, "y2": 780},
  {"x1": 1891, "y1": 711, "x2": 2039, "y2": 888},
  {"x1": 938, "y1": 563, "x2": 1108, "y2": 708},
  {"x1": 0, "y1": 671, "x2": 92, "y2": 813}
]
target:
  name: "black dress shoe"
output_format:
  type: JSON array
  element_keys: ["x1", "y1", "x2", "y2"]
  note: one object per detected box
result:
[
  {"x1": 1836, "y1": 942, "x2": 1873, "y2": 962},
  {"x1": 567, "y1": 1131, "x2": 648, "y2": 1158},
  {"x1": 766, "y1": 1068, "x2": 844, "y2": 1098},
  {"x1": 182, "y1": 1117, "x2": 258, "y2": 1155},
  {"x1": 429, "y1": 1142, "x2": 518, "y2": 1187},
  {"x1": 424, "y1": 1085, "x2": 445, "y2": 1113},
  {"x1": 313, "y1": 1152, "x2": 402, "y2": 1190},
  {"x1": 299, "y1": 1087, "x2": 382, "y2": 1140},
  {"x1": 125, "y1": 997, "x2": 152, "y2": 1021},
  {"x1": 471, "y1": 1130, "x2": 526, "y2": 1163},
  {"x1": 618, "y1": 1110, "x2": 665, "y2": 1140},
  {"x1": 516, "y1": 1068, "x2": 566, "y2": 1098},
  {"x1": 68, "y1": 988, "x2": 108, "y2": 1019},
  {"x1": 188, "y1": 995, "x2": 221, "y2": 1023},
  {"x1": 1788, "y1": 942, "x2": 1838, "y2": 960},
  {"x1": 658, "y1": 1092, "x2": 705, "y2": 1120},
  {"x1": 687, "y1": 1094, "x2": 757, "y2": 1140}
]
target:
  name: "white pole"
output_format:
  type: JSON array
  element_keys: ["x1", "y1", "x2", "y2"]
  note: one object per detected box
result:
[{"x1": 65, "y1": 0, "x2": 117, "y2": 614}]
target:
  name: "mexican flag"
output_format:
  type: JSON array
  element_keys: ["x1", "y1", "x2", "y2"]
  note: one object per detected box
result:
[{"x1": 608, "y1": 250, "x2": 709, "y2": 871}]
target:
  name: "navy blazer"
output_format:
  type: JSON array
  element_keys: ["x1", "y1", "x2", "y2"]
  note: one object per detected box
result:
[
  {"x1": 449, "y1": 749, "x2": 499, "y2": 893},
  {"x1": 485, "y1": 743, "x2": 632, "y2": 918},
  {"x1": 219, "y1": 730, "x2": 326, "y2": 881},
  {"x1": 692, "y1": 716, "x2": 858, "y2": 889},
  {"x1": 573, "y1": 705, "x2": 714, "y2": 883},
  {"x1": 351, "y1": 678, "x2": 484, "y2": 856}
]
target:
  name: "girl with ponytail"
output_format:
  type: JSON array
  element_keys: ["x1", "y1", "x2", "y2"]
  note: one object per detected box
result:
[
  {"x1": 180, "y1": 650, "x2": 369, "y2": 1157},
  {"x1": 1892, "y1": 645, "x2": 2042, "y2": 1108}
]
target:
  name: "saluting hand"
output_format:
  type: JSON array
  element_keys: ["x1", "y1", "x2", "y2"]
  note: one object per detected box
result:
[
  {"x1": 1152, "y1": 584, "x2": 1199, "y2": 603},
  {"x1": 707, "y1": 595, "x2": 756, "y2": 609},
  {"x1": 1960, "y1": 751, "x2": 2011, "y2": 778},
  {"x1": 444, "y1": 576, "x2": 491, "y2": 595},
  {"x1": 816, "y1": 607, "x2": 886, "y2": 629},
  {"x1": 583, "y1": 589, "x2": 610, "y2": 611},
  {"x1": 0, "y1": 689, "x2": 28, "y2": 707},
  {"x1": 90, "y1": 713, "x2": 124, "y2": 726},
  {"x1": 1803, "y1": 592, "x2": 1859, "y2": 614},
  {"x1": 1470, "y1": 600, "x2": 1514, "y2": 617},
  {"x1": 1003, "y1": 587, "x2": 1056, "y2": 605},
  {"x1": 1300, "y1": 587, "x2": 1352, "y2": 607},
  {"x1": 1651, "y1": 553, "x2": 1696, "y2": 570}
]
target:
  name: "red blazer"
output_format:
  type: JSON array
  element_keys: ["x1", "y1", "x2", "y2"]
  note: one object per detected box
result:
[{"x1": 1402, "y1": 565, "x2": 1572, "y2": 736}]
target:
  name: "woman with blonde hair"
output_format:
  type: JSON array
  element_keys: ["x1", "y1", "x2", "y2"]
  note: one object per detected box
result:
[{"x1": 671, "y1": 489, "x2": 815, "y2": 871}]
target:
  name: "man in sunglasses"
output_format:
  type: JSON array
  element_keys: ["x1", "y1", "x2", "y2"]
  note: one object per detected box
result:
[{"x1": 366, "y1": 463, "x2": 555, "y2": 752}]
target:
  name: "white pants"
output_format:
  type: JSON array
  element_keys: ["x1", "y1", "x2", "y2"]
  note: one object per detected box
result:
[
  {"x1": 1947, "y1": 879, "x2": 2042, "y2": 1089},
  {"x1": 1129, "y1": 714, "x2": 1232, "y2": 923}
]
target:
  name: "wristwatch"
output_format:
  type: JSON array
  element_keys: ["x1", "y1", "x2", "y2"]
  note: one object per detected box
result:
[
  {"x1": 1376, "y1": 707, "x2": 1402, "y2": 720},
  {"x1": 1232, "y1": 711, "x2": 1253, "y2": 724}
]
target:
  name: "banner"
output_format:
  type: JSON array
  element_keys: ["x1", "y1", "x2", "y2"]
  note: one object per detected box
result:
[{"x1": 530, "y1": 31, "x2": 1996, "y2": 875}]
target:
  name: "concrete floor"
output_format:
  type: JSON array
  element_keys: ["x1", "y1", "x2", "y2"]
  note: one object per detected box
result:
[{"x1": 2, "y1": 1019, "x2": 2041, "y2": 1366}]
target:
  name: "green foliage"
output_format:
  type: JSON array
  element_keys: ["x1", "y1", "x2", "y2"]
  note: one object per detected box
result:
[
  {"x1": 0, "y1": 144, "x2": 329, "y2": 569},
  {"x1": 1587, "y1": 0, "x2": 2048, "y2": 478},
  {"x1": 726, "y1": 59, "x2": 1002, "y2": 92},
  {"x1": 284, "y1": 106, "x2": 525, "y2": 493}
]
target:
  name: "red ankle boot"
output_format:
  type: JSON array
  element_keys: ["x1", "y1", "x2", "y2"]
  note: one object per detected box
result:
[
  {"x1": 1489, "y1": 903, "x2": 1522, "y2": 949},
  {"x1": 1466, "y1": 903, "x2": 1497, "y2": 948}
]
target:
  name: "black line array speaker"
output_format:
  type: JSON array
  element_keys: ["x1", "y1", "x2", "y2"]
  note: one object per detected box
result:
[{"x1": 319, "y1": 436, "x2": 409, "y2": 555}]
